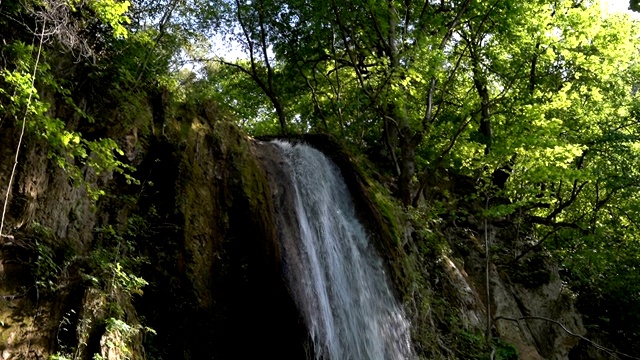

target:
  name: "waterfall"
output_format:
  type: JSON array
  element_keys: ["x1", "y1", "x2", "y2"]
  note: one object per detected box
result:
[{"x1": 273, "y1": 141, "x2": 413, "y2": 360}]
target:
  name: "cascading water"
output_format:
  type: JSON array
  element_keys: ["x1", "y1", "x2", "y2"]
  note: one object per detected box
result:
[{"x1": 273, "y1": 141, "x2": 413, "y2": 360}]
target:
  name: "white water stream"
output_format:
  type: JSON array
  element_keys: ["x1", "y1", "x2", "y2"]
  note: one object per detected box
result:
[{"x1": 274, "y1": 141, "x2": 413, "y2": 360}]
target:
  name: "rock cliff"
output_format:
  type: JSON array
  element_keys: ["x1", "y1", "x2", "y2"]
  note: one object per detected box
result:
[{"x1": 0, "y1": 107, "x2": 591, "y2": 359}]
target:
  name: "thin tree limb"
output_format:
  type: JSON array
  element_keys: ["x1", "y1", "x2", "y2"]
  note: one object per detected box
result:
[
  {"x1": 494, "y1": 316, "x2": 640, "y2": 360},
  {"x1": 1, "y1": 19, "x2": 46, "y2": 238}
]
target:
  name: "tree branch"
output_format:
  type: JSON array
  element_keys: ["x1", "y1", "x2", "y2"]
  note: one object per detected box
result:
[
  {"x1": 421, "y1": 0, "x2": 472, "y2": 128},
  {"x1": 331, "y1": 0, "x2": 370, "y2": 96},
  {"x1": 494, "y1": 316, "x2": 640, "y2": 360},
  {"x1": 527, "y1": 216, "x2": 589, "y2": 234}
]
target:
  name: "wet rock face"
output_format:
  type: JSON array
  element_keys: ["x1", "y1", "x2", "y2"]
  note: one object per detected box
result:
[
  {"x1": 253, "y1": 141, "x2": 303, "y2": 297},
  {"x1": 106, "y1": 119, "x2": 310, "y2": 359},
  {"x1": 0, "y1": 117, "x2": 309, "y2": 360}
]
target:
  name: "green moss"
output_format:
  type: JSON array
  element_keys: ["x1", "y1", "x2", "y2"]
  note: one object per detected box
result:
[
  {"x1": 0, "y1": 311, "x2": 11, "y2": 344},
  {"x1": 494, "y1": 339, "x2": 518, "y2": 360},
  {"x1": 371, "y1": 189, "x2": 402, "y2": 245}
]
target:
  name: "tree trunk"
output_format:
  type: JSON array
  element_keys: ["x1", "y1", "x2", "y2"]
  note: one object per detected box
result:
[
  {"x1": 398, "y1": 133, "x2": 420, "y2": 206},
  {"x1": 272, "y1": 97, "x2": 287, "y2": 134},
  {"x1": 471, "y1": 47, "x2": 492, "y2": 154}
]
